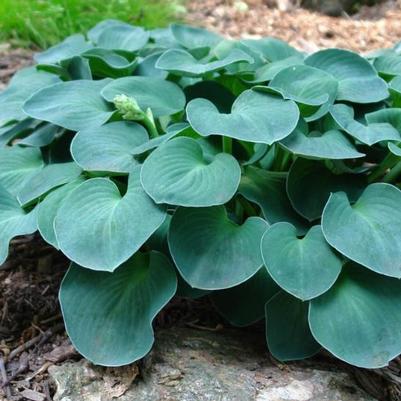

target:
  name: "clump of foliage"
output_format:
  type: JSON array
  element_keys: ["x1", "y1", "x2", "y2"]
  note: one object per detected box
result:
[
  {"x1": 1, "y1": 21, "x2": 401, "y2": 369},
  {"x1": 0, "y1": 0, "x2": 184, "y2": 48}
]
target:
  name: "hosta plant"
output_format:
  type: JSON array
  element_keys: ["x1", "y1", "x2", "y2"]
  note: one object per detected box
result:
[{"x1": 1, "y1": 20, "x2": 401, "y2": 369}]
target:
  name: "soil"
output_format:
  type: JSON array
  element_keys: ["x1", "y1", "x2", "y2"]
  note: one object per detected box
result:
[{"x1": 1, "y1": 2, "x2": 401, "y2": 399}]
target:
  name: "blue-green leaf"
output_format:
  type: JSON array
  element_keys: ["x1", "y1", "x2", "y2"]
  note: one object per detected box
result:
[
  {"x1": 330, "y1": 103, "x2": 401, "y2": 145},
  {"x1": 309, "y1": 264, "x2": 401, "y2": 368},
  {"x1": 261, "y1": 223, "x2": 342, "y2": 300},
  {"x1": 322, "y1": 183, "x2": 401, "y2": 278},
  {"x1": 0, "y1": 185, "x2": 38, "y2": 264},
  {"x1": 141, "y1": 137, "x2": 241, "y2": 207},
  {"x1": 186, "y1": 89, "x2": 299, "y2": 144},
  {"x1": 59, "y1": 252, "x2": 177, "y2": 366},
  {"x1": 55, "y1": 167, "x2": 166, "y2": 271},
  {"x1": 266, "y1": 291, "x2": 320, "y2": 361},
  {"x1": 71, "y1": 121, "x2": 148, "y2": 173},
  {"x1": 101, "y1": 76, "x2": 185, "y2": 117},
  {"x1": 23, "y1": 79, "x2": 114, "y2": 131},
  {"x1": 0, "y1": 67, "x2": 60, "y2": 126},
  {"x1": 169, "y1": 206, "x2": 268, "y2": 290},
  {"x1": 305, "y1": 49, "x2": 389, "y2": 103}
]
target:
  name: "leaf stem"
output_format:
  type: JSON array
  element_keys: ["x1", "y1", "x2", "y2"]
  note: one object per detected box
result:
[
  {"x1": 222, "y1": 136, "x2": 232, "y2": 154},
  {"x1": 142, "y1": 114, "x2": 159, "y2": 139},
  {"x1": 235, "y1": 200, "x2": 244, "y2": 222},
  {"x1": 383, "y1": 161, "x2": 401, "y2": 183},
  {"x1": 368, "y1": 153, "x2": 398, "y2": 183}
]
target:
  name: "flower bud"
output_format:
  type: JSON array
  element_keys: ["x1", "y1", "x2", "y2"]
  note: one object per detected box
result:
[{"x1": 113, "y1": 94, "x2": 144, "y2": 120}]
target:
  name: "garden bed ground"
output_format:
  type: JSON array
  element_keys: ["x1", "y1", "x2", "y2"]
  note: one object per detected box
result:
[
  {"x1": 1, "y1": 1, "x2": 401, "y2": 399},
  {"x1": 187, "y1": 0, "x2": 401, "y2": 52}
]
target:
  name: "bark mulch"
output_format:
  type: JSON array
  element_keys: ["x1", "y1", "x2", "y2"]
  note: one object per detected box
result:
[{"x1": 186, "y1": 0, "x2": 401, "y2": 52}]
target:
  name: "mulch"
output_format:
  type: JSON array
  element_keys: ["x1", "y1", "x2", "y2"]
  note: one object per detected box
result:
[
  {"x1": 0, "y1": 44, "x2": 33, "y2": 91},
  {"x1": 187, "y1": 0, "x2": 401, "y2": 52},
  {"x1": 0, "y1": 237, "x2": 224, "y2": 400},
  {"x1": 0, "y1": 237, "x2": 73, "y2": 400},
  {"x1": 1, "y1": 2, "x2": 401, "y2": 399}
]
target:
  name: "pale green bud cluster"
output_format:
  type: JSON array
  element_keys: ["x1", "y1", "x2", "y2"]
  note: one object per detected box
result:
[{"x1": 113, "y1": 94, "x2": 144, "y2": 121}]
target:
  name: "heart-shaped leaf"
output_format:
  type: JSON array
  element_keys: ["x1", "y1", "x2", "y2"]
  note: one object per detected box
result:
[
  {"x1": 17, "y1": 162, "x2": 82, "y2": 206},
  {"x1": 265, "y1": 291, "x2": 320, "y2": 361},
  {"x1": 281, "y1": 128, "x2": 364, "y2": 159},
  {"x1": 211, "y1": 268, "x2": 279, "y2": 327},
  {"x1": 59, "y1": 252, "x2": 177, "y2": 366},
  {"x1": 373, "y1": 54, "x2": 401, "y2": 79},
  {"x1": 88, "y1": 20, "x2": 132, "y2": 43},
  {"x1": 365, "y1": 108, "x2": 401, "y2": 132},
  {"x1": 55, "y1": 166, "x2": 166, "y2": 271},
  {"x1": 35, "y1": 34, "x2": 93, "y2": 64},
  {"x1": 101, "y1": 76, "x2": 185, "y2": 117},
  {"x1": 287, "y1": 158, "x2": 366, "y2": 221},
  {"x1": 269, "y1": 64, "x2": 338, "y2": 107},
  {"x1": 71, "y1": 121, "x2": 148, "y2": 173},
  {"x1": 38, "y1": 179, "x2": 85, "y2": 248},
  {"x1": 261, "y1": 223, "x2": 342, "y2": 300},
  {"x1": 96, "y1": 24, "x2": 149, "y2": 52},
  {"x1": 305, "y1": 49, "x2": 389, "y2": 103},
  {"x1": 168, "y1": 206, "x2": 268, "y2": 290},
  {"x1": 83, "y1": 49, "x2": 138, "y2": 78},
  {"x1": 322, "y1": 183, "x2": 401, "y2": 278},
  {"x1": 239, "y1": 166, "x2": 308, "y2": 233},
  {"x1": 141, "y1": 137, "x2": 241, "y2": 207},
  {"x1": 0, "y1": 67, "x2": 60, "y2": 126},
  {"x1": 330, "y1": 103, "x2": 401, "y2": 145},
  {"x1": 0, "y1": 185, "x2": 38, "y2": 264},
  {"x1": 170, "y1": 23, "x2": 222, "y2": 50},
  {"x1": 186, "y1": 89, "x2": 299, "y2": 144},
  {"x1": 23, "y1": 79, "x2": 114, "y2": 131},
  {"x1": 0, "y1": 146, "x2": 44, "y2": 196},
  {"x1": 309, "y1": 264, "x2": 401, "y2": 368},
  {"x1": 156, "y1": 48, "x2": 253, "y2": 77}
]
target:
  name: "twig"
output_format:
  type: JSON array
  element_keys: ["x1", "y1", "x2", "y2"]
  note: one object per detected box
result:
[
  {"x1": 8, "y1": 323, "x2": 64, "y2": 361},
  {"x1": 0, "y1": 354, "x2": 29, "y2": 388},
  {"x1": 186, "y1": 321, "x2": 224, "y2": 332},
  {"x1": 40, "y1": 314, "x2": 62, "y2": 325},
  {"x1": 26, "y1": 361, "x2": 53, "y2": 381},
  {"x1": 43, "y1": 380, "x2": 52, "y2": 401},
  {"x1": 0, "y1": 357, "x2": 11, "y2": 399}
]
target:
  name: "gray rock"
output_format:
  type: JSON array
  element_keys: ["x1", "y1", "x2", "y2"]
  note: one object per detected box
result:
[{"x1": 49, "y1": 328, "x2": 377, "y2": 401}]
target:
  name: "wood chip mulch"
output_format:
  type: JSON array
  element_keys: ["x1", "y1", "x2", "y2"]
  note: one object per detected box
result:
[{"x1": 186, "y1": 0, "x2": 401, "y2": 52}]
